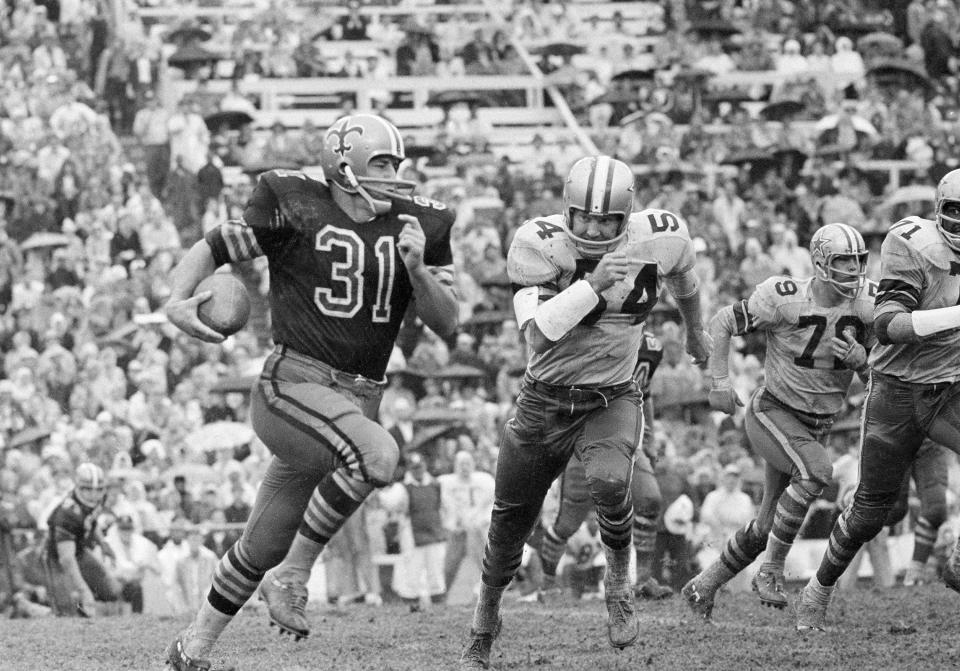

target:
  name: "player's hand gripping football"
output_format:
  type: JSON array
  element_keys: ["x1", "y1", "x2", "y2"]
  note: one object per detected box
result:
[
  {"x1": 398, "y1": 214, "x2": 426, "y2": 272},
  {"x1": 830, "y1": 327, "x2": 866, "y2": 371},
  {"x1": 686, "y1": 329, "x2": 713, "y2": 368},
  {"x1": 585, "y1": 251, "x2": 630, "y2": 293},
  {"x1": 708, "y1": 376, "x2": 743, "y2": 414},
  {"x1": 164, "y1": 292, "x2": 226, "y2": 344}
]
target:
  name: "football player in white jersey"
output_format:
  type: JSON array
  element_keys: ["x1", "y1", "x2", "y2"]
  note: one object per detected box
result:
[
  {"x1": 459, "y1": 156, "x2": 711, "y2": 669},
  {"x1": 797, "y1": 169, "x2": 960, "y2": 632},
  {"x1": 682, "y1": 223, "x2": 876, "y2": 621}
]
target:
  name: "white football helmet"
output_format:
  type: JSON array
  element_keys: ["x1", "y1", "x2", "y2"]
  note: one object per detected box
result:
[
  {"x1": 810, "y1": 223, "x2": 868, "y2": 298},
  {"x1": 74, "y1": 462, "x2": 106, "y2": 508},
  {"x1": 561, "y1": 156, "x2": 635, "y2": 258},
  {"x1": 936, "y1": 169, "x2": 960, "y2": 252}
]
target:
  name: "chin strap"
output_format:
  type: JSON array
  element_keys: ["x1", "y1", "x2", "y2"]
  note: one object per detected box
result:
[{"x1": 341, "y1": 165, "x2": 391, "y2": 215}]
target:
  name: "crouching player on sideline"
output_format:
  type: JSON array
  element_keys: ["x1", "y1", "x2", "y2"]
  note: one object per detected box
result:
[
  {"x1": 538, "y1": 332, "x2": 674, "y2": 602},
  {"x1": 797, "y1": 170, "x2": 960, "y2": 632},
  {"x1": 460, "y1": 156, "x2": 711, "y2": 669},
  {"x1": 683, "y1": 223, "x2": 876, "y2": 620},
  {"x1": 163, "y1": 114, "x2": 457, "y2": 670},
  {"x1": 43, "y1": 463, "x2": 121, "y2": 617}
]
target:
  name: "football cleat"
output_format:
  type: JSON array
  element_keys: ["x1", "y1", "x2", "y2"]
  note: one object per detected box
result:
[
  {"x1": 752, "y1": 569, "x2": 788, "y2": 609},
  {"x1": 942, "y1": 547, "x2": 960, "y2": 593},
  {"x1": 635, "y1": 576, "x2": 673, "y2": 600},
  {"x1": 902, "y1": 562, "x2": 927, "y2": 587},
  {"x1": 681, "y1": 577, "x2": 715, "y2": 621},
  {"x1": 259, "y1": 571, "x2": 310, "y2": 640},
  {"x1": 459, "y1": 617, "x2": 502, "y2": 670},
  {"x1": 166, "y1": 631, "x2": 212, "y2": 671},
  {"x1": 795, "y1": 585, "x2": 829, "y2": 633},
  {"x1": 604, "y1": 593, "x2": 640, "y2": 650}
]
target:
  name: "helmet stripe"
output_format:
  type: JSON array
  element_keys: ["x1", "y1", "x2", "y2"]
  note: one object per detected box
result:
[
  {"x1": 601, "y1": 158, "x2": 616, "y2": 212},
  {"x1": 583, "y1": 158, "x2": 598, "y2": 212},
  {"x1": 836, "y1": 223, "x2": 855, "y2": 253},
  {"x1": 368, "y1": 114, "x2": 403, "y2": 158},
  {"x1": 590, "y1": 156, "x2": 610, "y2": 212}
]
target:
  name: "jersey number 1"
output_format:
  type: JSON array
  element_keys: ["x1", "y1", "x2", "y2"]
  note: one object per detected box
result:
[{"x1": 314, "y1": 225, "x2": 396, "y2": 322}]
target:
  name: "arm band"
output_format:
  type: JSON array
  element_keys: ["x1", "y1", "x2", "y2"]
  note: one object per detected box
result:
[
  {"x1": 912, "y1": 305, "x2": 960, "y2": 337},
  {"x1": 665, "y1": 268, "x2": 699, "y2": 300},
  {"x1": 533, "y1": 279, "x2": 599, "y2": 342},
  {"x1": 512, "y1": 285, "x2": 539, "y2": 329}
]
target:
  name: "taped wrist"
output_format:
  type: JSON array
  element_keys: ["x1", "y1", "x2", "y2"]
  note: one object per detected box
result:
[
  {"x1": 533, "y1": 279, "x2": 599, "y2": 341},
  {"x1": 911, "y1": 305, "x2": 960, "y2": 338}
]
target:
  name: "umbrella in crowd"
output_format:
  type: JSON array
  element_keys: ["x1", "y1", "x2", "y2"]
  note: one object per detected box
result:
[
  {"x1": 760, "y1": 99, "x2": 805, "y2": 122},
  {"x1": 167, "y1": 44, "x2": 219, "y2": 70},
  {"x1": 686, "y1": 19, "x2": 741, "y2": 39},
  {"x1": 204, "y1": 110, "x2": 255, "y2": 131},
  {"x1": 857, "y1": 32, "x2": 903, "y2": 58},
  {"x1": 877, "y1": 184, "x2": 936, "y2": 215},
  {"x1": 720, "y1": 148, "x2": 777, "y2": 169},
  {"x1": 610, "y1": 69, "x2": 656, "y2": 83},
  {"x1": 407, "y1": 424, "x2": 462, "y2": 452},
  {"x1": 867, "y1": 59, "x2": 933, "y2": 93},
  {"x1": 165, "y1": 24, "x2": 213, "y2": 45},
  {"x1": 530, "y1": 42, "x2": 586, "y2": 57},
  {"x1": 426, "y1": 90, "x2": 494, "y2": 108},
  {"x1": 20, "y1": 231, "x2": 69, "y2": 251},
  {"x1": 184, "y1": 421, "x2": 255, "y2": 456},
  {"x1": 587, "y1": 90, "x2": 637, "y2": 107}
]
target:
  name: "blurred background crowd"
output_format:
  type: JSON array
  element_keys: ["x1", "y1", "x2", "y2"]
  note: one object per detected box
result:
[{"x1": 3, "y1": 0, "x2": 960, "y2": 618}]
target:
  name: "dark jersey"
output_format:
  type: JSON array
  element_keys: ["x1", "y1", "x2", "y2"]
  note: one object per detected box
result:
[
  {"x1": 205, "y1": 170, "x2": 455, "y2": 379},
  {"x1": 45, "y1": 493, "x2": 99, "y2": 566},
  {"x1": 633, "y1": 332, "x2": 663, "y2": 396}
]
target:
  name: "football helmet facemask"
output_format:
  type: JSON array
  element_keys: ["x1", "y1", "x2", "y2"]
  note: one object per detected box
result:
[
  {"x1": 320, "y1": 114, "x2": 416, "y2": 215},
  {"x1": 810, "y1": 223, "x2": 868, "y2": 298},
  {"x1": 562, "y1": 156, "x2": 634, "y2": 259},
  {"x1": 74, "y1": 462, "x2": 106, "y2": 508},
  {"x1": 936, "y1": 169, "x2": 960, "y2": 252}
]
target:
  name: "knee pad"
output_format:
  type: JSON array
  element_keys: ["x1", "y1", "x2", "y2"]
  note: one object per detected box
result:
[
  {"x1": 921, "y1": 501, "x2": 948, "y2": 530},
  {"x1": 846, "y1": 500, "x2": 891, "y2": 543},
  {"x1": 793, "y1": 477, "x2": 826, "y2": 502},
  {"x1": 356, "y1": 431, "x2": 400, "y2": 487}
]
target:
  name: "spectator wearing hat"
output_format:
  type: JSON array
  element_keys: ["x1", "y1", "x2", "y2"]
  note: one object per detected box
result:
[
  {"x1": 157, "y1": 517, "x2": 191, "y2": 615},
  {"x1": 105, "y1": 513, "x2": 160, "y2": 614},
  {"x1": 392, "y1": 453, "x2": 447, "y2": 611},
  {"x1": 439, "y1": 450, "x2": 494, "y2": 603}
]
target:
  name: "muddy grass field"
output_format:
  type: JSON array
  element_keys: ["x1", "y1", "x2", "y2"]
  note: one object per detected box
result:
[{"x1": 3, "y1": 583, "x2": 959, "y2": 671}]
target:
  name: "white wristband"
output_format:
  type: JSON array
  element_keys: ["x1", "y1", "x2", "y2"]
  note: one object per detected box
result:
[
  {"x1": 911, "y1": 305, "x2": 960, "y2": 338},
  {"x1": 534, "y1": 279, "x2": 600, "y2": 341}
]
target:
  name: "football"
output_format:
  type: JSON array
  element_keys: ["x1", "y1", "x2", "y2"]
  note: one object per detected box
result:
[{"x1": 194, "y1": 273, "x2": 251, "y2": 336}]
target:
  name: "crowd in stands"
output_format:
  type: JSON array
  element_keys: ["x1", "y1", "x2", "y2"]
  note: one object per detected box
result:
[{"x1": 3, "y1": 0, "x2": 960, "y2": 616}]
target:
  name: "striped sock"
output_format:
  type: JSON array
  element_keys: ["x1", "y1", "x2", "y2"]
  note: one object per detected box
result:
[
  {"x1": 702, "y1": 520, "x2": 766, "y2": 591},
  {"x1": 816, "y1": 509, "x2": 862, "y2": 587},
  {"x1": 208, "y1": 541, "x2": 266, "y2": 616},
  {"x1": 596, "y1": 492, "x2": 633, "y2": 551},
  {"x1": 763, "y1": 481, "x2": 819, "y2": 571},
  {"x1": 912, "y1": 516, "x2": 938, "y2": 564},
  {"x1": 539, "y1": 526, "x2": 567, "y2": 577},
  {"x1": 633, "y1": 514, "x2": 657, "y2": 583},
  {"x1": 278, "y1": 470, "x2": 373, "y2": 578}
]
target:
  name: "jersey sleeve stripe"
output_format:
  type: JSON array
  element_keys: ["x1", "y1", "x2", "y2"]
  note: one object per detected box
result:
[
  {"x1": 876, "y1": 278, "x2": 921, "y2": 310},
  {"x1": 732, "y1": 300, "x2": 752, "y2": 335}
]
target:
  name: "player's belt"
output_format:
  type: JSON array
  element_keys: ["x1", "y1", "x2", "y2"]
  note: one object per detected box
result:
[
  {"x1": 523, "y1": 373, "x2": 636, "y2": 401},
  {"x1": 872, "y1": 371, "x2": 956, "y2": 392},
  {"x1": 272, "y1": 345, "x2": 386, "y2": 396}
]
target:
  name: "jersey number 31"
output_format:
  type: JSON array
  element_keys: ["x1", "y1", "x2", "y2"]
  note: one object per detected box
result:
[{"x1": 314, "y1": 225, "x2": 396, "y2": 322}]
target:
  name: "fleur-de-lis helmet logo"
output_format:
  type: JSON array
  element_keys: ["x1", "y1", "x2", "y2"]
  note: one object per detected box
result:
[{"x1": 327, "y1": 119, "x2": 365, "y2": 158}]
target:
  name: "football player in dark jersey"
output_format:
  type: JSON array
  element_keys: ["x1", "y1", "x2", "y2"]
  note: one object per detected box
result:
[
  {"x1": 537, "y1": 332, "x2": 674, "y2": 602},
  {"x1": 43, "y1": 462, "x2": 121, "y2": 616},
  {"x1": 797, "y1": 169, "x2": 960, "y2": 632},
  {"x1": 163, "y1": 114, "x2": 457, "y2": 670}
]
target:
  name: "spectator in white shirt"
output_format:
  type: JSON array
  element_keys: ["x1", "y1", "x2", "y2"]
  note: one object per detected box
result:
[
  {"x1": 105, "y1": 514, "x2": 162, "y2": 613},
  {"x1": 698, "y1": 465, "x2": 756, "y2": 592},
  {"x1": 175, "y1": 525, "x2": 220, "y2": 614},
  {"x1": 438, "y1": 450, "x2": 495, "y2": 598}
]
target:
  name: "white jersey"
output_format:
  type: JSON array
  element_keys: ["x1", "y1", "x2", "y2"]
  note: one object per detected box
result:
[{"x1": 507, "y1": 209, "x2": 695, "y2": 386}]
